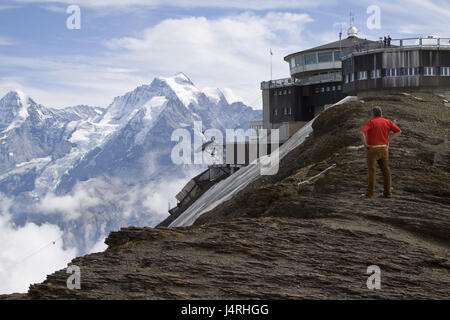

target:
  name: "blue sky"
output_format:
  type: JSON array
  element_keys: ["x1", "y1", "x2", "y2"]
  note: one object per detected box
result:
[{"x1": 0, "y1": 0, "x2": 449, "y2": 109}]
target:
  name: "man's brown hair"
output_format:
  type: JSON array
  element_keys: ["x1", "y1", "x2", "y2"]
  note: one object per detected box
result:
[{"x1": 372, "y1": 106, "x2": 382, "y2": 117}]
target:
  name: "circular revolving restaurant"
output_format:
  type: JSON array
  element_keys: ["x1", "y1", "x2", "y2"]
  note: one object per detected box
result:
[{"x1": 259, "y1": 25, "x2": 450, "y2": 142}]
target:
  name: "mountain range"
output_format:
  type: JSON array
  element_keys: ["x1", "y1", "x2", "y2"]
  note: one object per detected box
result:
[{"x1": 0, "y1": 73, "x2": 261, "y2": 253}]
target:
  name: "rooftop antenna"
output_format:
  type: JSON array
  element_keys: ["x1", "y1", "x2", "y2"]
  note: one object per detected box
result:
[
  {"x1": 347, "y1": 11, "x2": 358, "y2": 38},
  {"x1": 349, "y1": 11, "x2": 355, "y2": 27}
]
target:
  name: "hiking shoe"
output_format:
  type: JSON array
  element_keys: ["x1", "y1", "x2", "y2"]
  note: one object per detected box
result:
[
  {"x1": 378, "y1": 192, "x2": 392, "y2": 198},
  {"x1": 361, "y1": 193, "x2": 373, "y2": 198}
]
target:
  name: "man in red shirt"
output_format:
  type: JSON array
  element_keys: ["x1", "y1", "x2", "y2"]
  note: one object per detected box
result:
[{"x1": 360, "y1": 106, "x2": 401, "y2": 198}]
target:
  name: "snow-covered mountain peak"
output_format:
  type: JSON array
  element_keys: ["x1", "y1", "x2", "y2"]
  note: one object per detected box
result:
[
  {"x1": 202, "y1": 87, "x2": 228, "y2": 105},
  {"x1": 1, "y1": 90, "x2": 31, "y2": 106},
  {"x1": 100, "y1": 84, "x2": 156, "y2": 125},
  {"x1": 157, "y1": 73, "x2": 201, "y2": 108},
  {"x1": 173, "y1": 72, "x2": 193, "y2": 84},
  {"x1": 0, "y1": 90, "x2": 33, "y2": 130}
]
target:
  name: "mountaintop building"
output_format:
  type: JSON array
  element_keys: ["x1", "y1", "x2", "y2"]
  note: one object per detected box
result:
[
  {"x1": 341, "y1": 36, "x2": 450, "y2": 97},
  {"x1": 260, "y1": 24, "x2": 450, "y2": 142}
]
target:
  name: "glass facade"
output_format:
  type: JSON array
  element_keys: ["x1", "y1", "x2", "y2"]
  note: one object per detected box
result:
[
  {"x1": 295, "y1": 55, "x2": 304, "y2": 66},
  {"x1": 289, "y1": 49, "x2": 342, "y2": 71},
  {"x1": 318, "y1": 51, "x2": 333, "y2": 63},
  {"x1": 334, "y1": 51, "x2": 341, "y2": 61},
  {"x1": 305, "y1": 53, "x2": 317, "y2": 65}
]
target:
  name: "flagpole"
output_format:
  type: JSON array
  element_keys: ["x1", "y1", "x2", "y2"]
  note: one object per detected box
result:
[{"x1": 270, "y1": 48, "x2": 273, "y2": 81}]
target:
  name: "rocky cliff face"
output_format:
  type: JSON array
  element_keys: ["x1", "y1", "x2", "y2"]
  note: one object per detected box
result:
[{"x1": 3, "y1": 92, "x2": 449, "y2": 299}]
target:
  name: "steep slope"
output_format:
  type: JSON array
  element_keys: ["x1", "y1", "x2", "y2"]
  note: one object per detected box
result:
[{"x1": 10, "y1": 92, "x2": 449, "y2": 299}]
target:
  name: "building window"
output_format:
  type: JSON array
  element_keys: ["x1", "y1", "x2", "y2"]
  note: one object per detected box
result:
[
  {"x1": 315, "y1": 87, "x2": 320, "y2": 93},
  {"x1": 424, "y1": 67, "x2": 434, "y2": 76},
  {"x1": 350, "y1": 73, "x2": 355, "y2": 82},
  {"x1": 326, "y1": 86, "x2": 330, "y2": 92},
  {"x1": 370, "y1": 69, "x2": 381, "y2": 79},
  {"x1": 289, "y1": 107, "x2": 292, "y2": 115},
  {"x1": 386, "y1": 68, "x2": 399, "y2": 77},
  {"x1": 288, "y1": 89, "x2": 291, "y2": 94},
  {"x1": 273, "y1": 108, "x2": 278, "y2": 116},
  {"x1": 273, "y1": 91, "x2": 277, "y2": 95},
  {"x1": 358, "y1": 71, "x2": 368, "y2": 80},
  {"x1": 295, "y1": 55, "x2": 304, "y2": 66},
  {"x1": 284, "y1": 90, "x2": 287, "y2": 95},
  {"x1": 321, "y1": 87, "x2": 325, "y2": 92},
  {"x1": 405, "y1": 67, "x2": 418, "y2": 76},
  {"x1": 332, "y1": 86, "x2": 336, "y2": 91},
  {"x1": 290, "y1": 58, "x2": 295, "y2": 69},
  {"x1": 337, "y1": 85, "x2": 342, "y2": 90},
  {"x1": 305, "y1": 53, "x2": 318, "y2": 65},
  {"x1": 441, "y1": 67, "x2": 450, "y2": 76},
  {"x1": 334, "y1": 51, "x2": 341, "y2": 61},
  {"x1": 318, "y1": 51, "x2": 333, "y2": 63},
  {"x1": 345, "y1": 74, "x2": 349, "y2": 83}
]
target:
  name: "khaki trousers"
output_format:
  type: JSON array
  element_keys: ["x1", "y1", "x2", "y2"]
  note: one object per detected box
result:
[{"x1": 366, "y1": 146, "x2": 392, "y2": 198}]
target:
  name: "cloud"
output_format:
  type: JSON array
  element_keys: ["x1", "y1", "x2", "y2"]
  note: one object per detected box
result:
[
  {"x1": 4, "y1": 1, "x2": 449, "y2": 109},
  {"x1": 11, "y1": 0, "x2": 334, "y2": 10},
  {"x1": 350, "y1": 0, "x2": 450, "y2": 37},
  {"x1": 0, "y1": 165, "x2": 191, "y2": 294},
  {"x1": 87, "y1": 237, "x2": 107, "y2": 254},
  {"x1": 0, "y1": 195, "x2": 77, "y2": 294},
  {"x1": 0, "y1": 36, "x2": 16, "y2": 46},
  {"x1": 0, "y1": 11, "x2": 314, "y2": 109},
  {"x1": 101, "y1": 12, "x2": 313, "y2": 108},
  {"x1": 0, "y1": 5, "x2": 18, "y2": 10},
  {"x1": 37, "y1": 183, "x2": 103, "y2": 220},
  {"x1": 39, "y1": 4, "x2": 67, "y2": 13},
  {"x1": 142, "y1": 175, "x2": 197, "y2": 214}
]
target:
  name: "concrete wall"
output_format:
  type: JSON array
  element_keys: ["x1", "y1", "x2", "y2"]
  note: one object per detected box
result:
[{"x1": 262, "y1": 88, "x2": 271, "y2": 130}]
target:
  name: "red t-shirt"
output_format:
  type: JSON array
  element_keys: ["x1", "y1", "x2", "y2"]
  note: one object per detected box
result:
[{"x1": 361, "y1": 117, "x2": 401, "y2": 146}]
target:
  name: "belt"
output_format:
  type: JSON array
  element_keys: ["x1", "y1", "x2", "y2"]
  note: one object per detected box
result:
[{"x1": 368, "y1": 145, "x2": 387, "y2": 148}]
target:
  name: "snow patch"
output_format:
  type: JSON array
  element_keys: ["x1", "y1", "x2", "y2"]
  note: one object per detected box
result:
[
  {"x1": 202, "y1": 87, "x2": 226, "y2": 104},
  {"x1": 159, "y1": 74, "x2": 201, "y2": 107},
  {"x1": 134, "y1": 96, "x2": 168, "y2": 145},
  {"x1": 222, "y1": 88, "x2": 243, "y2": 104},
  {"x1": 15, "y1": 157, "x2": 52, "y2": 168}
]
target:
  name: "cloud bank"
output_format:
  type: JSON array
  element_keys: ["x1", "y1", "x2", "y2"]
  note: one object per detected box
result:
[{"x1": 0, "y1": 196, "x2": 77, "y2": 294}]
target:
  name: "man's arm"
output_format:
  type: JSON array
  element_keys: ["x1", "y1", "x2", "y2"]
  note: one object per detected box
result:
[
  {"x1": 388, "y1": 121, "x2": 401, "y2": 147},
  {"x1": 360, "y1": 132, "x2": 369, "y2": 148},
  {"x1": 360, "y1": 120, "x2": 371, "y2": 148},
  {"x1": 389, "y1": 130, "x2": 401, "y2": 143}
]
